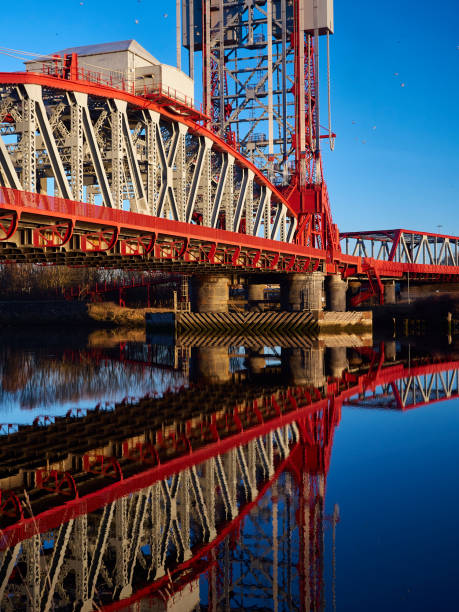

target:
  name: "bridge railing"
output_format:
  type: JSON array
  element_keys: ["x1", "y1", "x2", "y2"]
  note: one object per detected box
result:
[{"x1": 35, "y1": 62, "x2": 202, "y2": 115}]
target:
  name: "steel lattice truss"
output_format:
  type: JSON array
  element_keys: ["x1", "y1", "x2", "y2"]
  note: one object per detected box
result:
[
  {"x1": 0, "y1": 424, "x2": 298, "y2": 611},
  {"x1": 340, "y1": 230, "x2": 459, "y2": 267},
  {"x1": 0, "y1": 77, "x2": 296, "y2": 242},
  {"x1": 203, "y1": 0, "x2": 297, "y2": 184},
  {"x1": 347, "y1": 363, "x2": 459, "y2": 410},
  {"x1": 205, "y1": 471, "x2": 326, "y2": 612}
]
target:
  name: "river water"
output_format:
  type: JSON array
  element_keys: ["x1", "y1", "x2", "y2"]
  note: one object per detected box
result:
[{"x1": 0, "y1": 328, "x2": 458, "y2": 611}]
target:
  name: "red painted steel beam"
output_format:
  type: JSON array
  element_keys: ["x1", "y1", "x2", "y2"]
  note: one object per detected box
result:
[
  {"x1": 101, "y1": 449, "x2": 296, "y2": 612},
  {"x1": 0, "y1": 187, "x2": 326, "y2": 263}
]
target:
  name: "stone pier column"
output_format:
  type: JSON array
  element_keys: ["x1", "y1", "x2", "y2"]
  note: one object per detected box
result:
[
  {"x1": 282, "y1": 346, "x2": 326, "y2": 388},
  {"x1": 280, "y1": 272, "x2": 324, "y2": 312},
  {"x1": 384, "y1": 340, "x2": 397, "y2": 361},
  {"x1": 190, "y1": 275, "x2": 230, "y2": 313},
  {"x1": 190, "y1": 347, "x2": 231, "y2": 384},
  {"x1": 326, "y1": 274, "x2": 347, "y2": 312},
  {"x1": 384, "y1": 281, "x2": 396, "y2": 304},
  {"x1": 246, "y1": 282, "x2": 266, "y2": 311},
  {"x1": 326, "y1": 347, "x2": 348, "y2": 378},
  {"x1": 246, "y1": 348, "x2": 266, "y2": 375}
]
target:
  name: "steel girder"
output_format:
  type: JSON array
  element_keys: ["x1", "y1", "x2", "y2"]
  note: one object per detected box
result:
[{"x1": 0, "y1": 185, "x2": 322, "y2": 274}]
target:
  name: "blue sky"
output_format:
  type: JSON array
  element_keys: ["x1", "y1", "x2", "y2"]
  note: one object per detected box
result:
[{"x1": 0, "y1": 0, "x2": 457, "y2": 235}]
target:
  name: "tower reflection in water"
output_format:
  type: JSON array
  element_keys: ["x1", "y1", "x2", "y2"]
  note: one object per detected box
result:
[{"x1": 0, "y1": 333, "x2": 457, "y2": 611}]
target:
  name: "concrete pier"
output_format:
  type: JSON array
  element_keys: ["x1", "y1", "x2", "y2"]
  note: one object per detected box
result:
[
  {"x1": 246, "y1": 349, "x2": 266, "y2": 375},
  {"x1": 326, "y1": 274, "x2": 347, "y2": 312},
  {"x1": 282, "y1": 346, "x2": 326, "y2": 388},
  {"x1": 280, "y1": 272, "x2": 324, "y2": 312},
  {"x1": 190, "y1": 275, "x2": 230, "y2": 313},
  {"x1": 384, "y1": 281, "x2": 396, "y2": 304},
  {"x1": 190, "y1": 346, "x2": 231, "y2": 384},
  {"x1": 384, "y1": 340, "x2": 397, "y2": 361},
  {"x1": 246, "y1": 282, "x2": 266, "y2": 311},
  {"x1": 326, "y1": 347, "x2": 348, "y2": 378}
]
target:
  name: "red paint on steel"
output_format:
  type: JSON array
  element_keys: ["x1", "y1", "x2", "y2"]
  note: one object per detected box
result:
[
  {"x1": 101, "y1": 450, "x2": 296, "y2": 611},
  {"x1": 0, "y1": 72, "x2": 299, "y2": 221},
  {"x1": 0, "y1": 186, "x2": 327, "y2": 263}
]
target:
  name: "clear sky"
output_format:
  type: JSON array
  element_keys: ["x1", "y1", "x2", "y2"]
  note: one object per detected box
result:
[{"x1": 0, "y1": 0, "x2": 457, "y2": 235}]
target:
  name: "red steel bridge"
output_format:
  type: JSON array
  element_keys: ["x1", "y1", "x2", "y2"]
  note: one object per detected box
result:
[
  {"x1": 0, "y1": 344, "x2": 457, "y2": 610},
  {"x1": 0, "y1": 1, "x2": 457, "y2": 310}
]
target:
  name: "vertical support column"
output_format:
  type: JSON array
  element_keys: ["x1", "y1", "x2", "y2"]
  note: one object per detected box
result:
[
  {"x1": 267, "y1": 0, "x2": 274, "y2": 178},
  {"x1": 150, "y1": 482, "x2": 162, "y2": 579},
  {"x1": 115, "y1": 497, "x2": 129, "y2": 592},
  {"x1": 246, "y1": 348, "x2": 266, "y2": 374},
  {"x1": 224, "y1": 158, "x2": 235, "y2": 230},
  {"x1": 281, "y1": 272, "x2": 324, "y2": 311},
  {"x1": 174, "y1": 123, "x2": 188, "y2": 221},
  {"x1": 202, "y1": 143, "x2": 212, "y2": 227},
  {"x1": 326, "y1": 274, "x2": 347, "y2": 312},
  {"x1": 296, "y1": 0, "x2": 306, "y2": 186},
  {"x1": 190, "y1": 274, "x2": 230, "y2": 312},
  {"x1": 176, "y1": 0, "x2": 181, "y2": 71},
  {"x1": 384, "y1": 280, "x2": 396, "y2": 304},
  {"x1": 189, "y1": 0, "x2": 195, "y2": 79},
  {"x1": 326, "y1": 347, "x2": 348, "y2": 378},
  {"x1": 205, "y1": 458, "x2": 216, "y2": 540},
  {"x1": 245, "y1": 172, "x2": 254, "y2": 236},
  {"x1": 384, "y1": 341, "x2": 397, "y2": 361},
  {"x1": 111, "y1": 104, "x2": 124, "y2": 209},
  {"x1": 178, "y1": 470, "x2": 192, "y2": 561},
  {"x1": 246, "y1": 280, "x2": 266, "y2": 311},
  {"x1": 247, "y1": 440, "x2": 257, "y2": 501},
  {"x1": 70, "y1": 101, "x2": 84, "y2": 201},
  {"x1": 21, "y1": 94, "x2": 36, "y2": 193},
  {"x1": 190, "y1": 346, "x2": 231, "y2": 384},
  {"x1": 282, "y1": 345, "x2": 326, "y2": 387},
  {"x1": 280, "y1": 212, "x2": 287, "y2": 243},
  {"x1": 146, "y1": 110, "x2": 159, "y2": 216},
  {"x1": 204, "y1": 0, "x2": 211, "y2": 120},
  {"x1": 224, "y1": 448, "x2": 237, "y2": 518},
  {"x1": 74, "y1": 514, "x2": 89, "y2": 606},
  {"x1": 24, "y1": 535, "x2": 40, "y2": 611},
  {"x1": 264, "y1": 189, "x2": 271, "y2": 238},
  {"x1": 272, "y1": 480, "x2": 279, "y2": 612}
]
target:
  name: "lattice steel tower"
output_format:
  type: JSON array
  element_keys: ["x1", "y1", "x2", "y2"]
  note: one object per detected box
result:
[{"x1": 180, "y1": 0, "x2": 338, "y2": 251}]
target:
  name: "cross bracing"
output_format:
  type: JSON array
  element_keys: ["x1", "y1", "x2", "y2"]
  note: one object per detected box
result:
[
  {"x1": 341, "y1": 230, "x2": 459, "y2": 267},
  {"x1": 0, "y1": 425, "x2": 298, "y2": 611},
  {"x1": 0, "y1": 80, "x2": 295, "y2": 242}
]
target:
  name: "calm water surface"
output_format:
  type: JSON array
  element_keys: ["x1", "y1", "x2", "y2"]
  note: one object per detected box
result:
[{"x1": 0, "y1": 328, "x2": 457, "y2": 611}]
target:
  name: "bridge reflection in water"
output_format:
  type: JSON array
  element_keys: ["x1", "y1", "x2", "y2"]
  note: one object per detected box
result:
[{"x1": 0, "y1": 334, "x2": 458, "y2": 611}]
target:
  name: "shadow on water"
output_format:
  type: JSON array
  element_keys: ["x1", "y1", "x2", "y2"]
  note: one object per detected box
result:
[{"x1": 0, "y1": 326, "x2": 458, "y2": 610}]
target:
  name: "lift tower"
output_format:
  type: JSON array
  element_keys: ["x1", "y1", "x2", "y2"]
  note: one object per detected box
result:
[{"x1": 181, "y1": 0, "x2": 339, "y2": 253}]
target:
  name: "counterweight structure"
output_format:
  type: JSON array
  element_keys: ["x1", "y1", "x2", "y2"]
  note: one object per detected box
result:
[{"x1": 181, "y1": 0, "x2": 338, "y2": 251}]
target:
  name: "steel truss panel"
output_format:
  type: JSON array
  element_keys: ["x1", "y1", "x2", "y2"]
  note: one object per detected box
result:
[
  {"x1": 0, "y1": 424, "x2": 297, "y2": 610},
  {"x1": 0, "y1": 73, "x2": 296, "y2": 243},
  {"x1": 341, "y1": 229, "x2": 459, "y2": 269}
]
